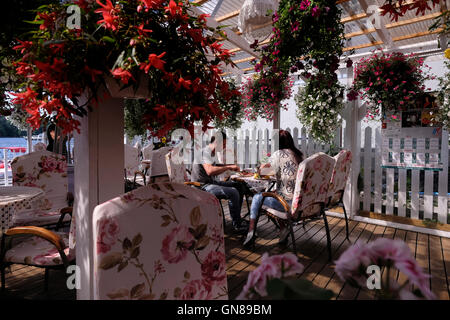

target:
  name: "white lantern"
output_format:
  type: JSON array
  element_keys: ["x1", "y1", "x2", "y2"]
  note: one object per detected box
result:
[{"x1": 238, "y1": 0, "x2": 279, "y2": 44}]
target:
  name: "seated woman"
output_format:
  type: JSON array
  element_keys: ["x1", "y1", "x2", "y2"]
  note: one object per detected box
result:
[{"x1": 243, "y1": 130, "x2": 304, "y2": 246}]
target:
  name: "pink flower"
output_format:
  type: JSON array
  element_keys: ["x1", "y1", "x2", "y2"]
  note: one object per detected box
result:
[
  {"x1": 311, "y1": 6, "x2": 321, "y2": 17},
  {"x1": 335, "y1": 241, "x2": 372, "y2": 286},
  {"x1": 180, "y1": 279, "x2": 212, "y2": 300},
  {"x1": 201, "y1": 251, "x2": 226, "y2": 284},
  {"x1": 97, "y1": 217, "x2": 119, "y2": 254},
  {"x1": 160, "y1": 226, "x2": 194, "y2": 263},
  {"x1": 237, "y1": 253, "x2": 303, "y2": 299},
  {"x1": 40, "y1": 156, "x2": 59, "y2": 172}
]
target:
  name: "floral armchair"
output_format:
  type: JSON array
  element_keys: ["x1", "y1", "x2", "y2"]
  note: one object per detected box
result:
[
  {"x1": 124, "y1": 144, "x2": 146, "y2": 187},
  {"x1": 33, "y1": 142, "x2": 47, "y2": 152},
  {"x1": 1, "y1": 208, "x2": 75, "y2": 291},
  {"x1": 256, "y1": 152, "x2": 336, "y2": 260},
  {"x1": 148, "y1": 146, "x2": 172, "y2": 183},
  {"x1": 11, "y1": 150, "x2": 73, "y2": 228},
  {"x1": 327, "y1": 150, "x2": 352, "y2": 239},
  {"x1": 93, "y1": 182, "x2": 228, "y2": 300}
]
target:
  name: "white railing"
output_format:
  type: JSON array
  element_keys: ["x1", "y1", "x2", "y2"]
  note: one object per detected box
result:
[{"x1": 0, "y1": 147, "x2": 27, "y2": 186}]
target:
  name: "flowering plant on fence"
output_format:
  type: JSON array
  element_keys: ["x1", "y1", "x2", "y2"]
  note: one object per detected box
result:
[
  {"x1": 295, "y1": 70, "x2": 345, "y2": 143},
  {"x1": 241, "y1": 73, "x2": 293, "y2": 122},
  {"x1": 350, "y1": 51, "x2": 433, "y2": 120},
  {"x1": 237, "y1": 253, "x2": 334, "y2": 300},
  {"x1": 436, "y1": 58, "x2": 450, "y2": 129},
  {"x1": 10, "y1": 0, "x2": 238, "y2": 136},
  {"x1": 335, "y1": 238, "x2": 435, "y2": 300}
]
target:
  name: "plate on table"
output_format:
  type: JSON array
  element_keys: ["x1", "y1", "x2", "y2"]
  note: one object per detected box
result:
[
  {"x1": 254, "y1": 175, "x2": 273, "y2": 180},
  {"x1": 238, "y1": 171, "x2": 253, "y2": 177}
]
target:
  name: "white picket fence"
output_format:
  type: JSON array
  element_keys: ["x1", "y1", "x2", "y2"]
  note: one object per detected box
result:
[{"x1": 361, "y1": 126, "x2": 449, "y2": 224}]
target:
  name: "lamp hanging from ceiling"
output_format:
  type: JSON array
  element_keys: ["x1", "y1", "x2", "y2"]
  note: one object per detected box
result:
[{"x1": 238, "y1": 0, "x2": 279, "y2": 44}]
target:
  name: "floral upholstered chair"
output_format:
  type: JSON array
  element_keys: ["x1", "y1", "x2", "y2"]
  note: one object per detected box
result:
[
  {"x1": 148, "y1": 146, "x2": 172, "y2": 183},
  {"x1": 256, "y1": 153, "x2": 336, "y2": 260},
  {"x1": 0, "y1": 211, "x2": 76, "y2": 291},
  {"x1": 33, "y1": 142, "x2": 47, "y2": 152},
  {"x1": 93, "y1": 182, "x2": 228, "y2": 300},
  {"x1": 11, "y1": 150, "x2": 73, "y2": 228},
  {"x1": 124, "y1": 144, "x2": 146, "y2": 187},
  {"x1": 326, "y1": 150, "x2": 352, "y2": 240}
]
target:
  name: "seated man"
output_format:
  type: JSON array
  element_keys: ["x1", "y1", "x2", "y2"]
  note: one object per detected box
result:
[{"x1": 191, "y1": 132, "x2": 248, "y2": 233}]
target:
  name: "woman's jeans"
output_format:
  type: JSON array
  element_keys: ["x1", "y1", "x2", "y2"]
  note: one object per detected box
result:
[{"x1": 250, "y1": 193, "x2": 292, "y2": 220}]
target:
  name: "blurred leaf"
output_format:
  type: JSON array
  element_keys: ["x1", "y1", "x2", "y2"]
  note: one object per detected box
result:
[{"x1": 99, "y1": 252, "x2": 123, "y2": 270}]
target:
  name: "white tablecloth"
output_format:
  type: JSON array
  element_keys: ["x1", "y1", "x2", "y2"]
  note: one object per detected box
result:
[
  {"x1": 230, "y1": 175, "x2": 276, "y2": 193},
  {"x1": 0, "y1": 186, "x2": 44, "y2": 233}
]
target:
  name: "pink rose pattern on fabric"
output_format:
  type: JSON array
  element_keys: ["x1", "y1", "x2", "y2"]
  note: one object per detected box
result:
[
  {"x1": 161, "y1": 226, "x2": 195, "y2": 264},
  {"x1": 201, "y1": 251, "x2": 226, "y2": 284},
  {"x1": 180, "y1": 279, "x2": 212, "y2": 300},
  {"x1": 97, "y1": 217, "x2": 120, "y2": 254}
]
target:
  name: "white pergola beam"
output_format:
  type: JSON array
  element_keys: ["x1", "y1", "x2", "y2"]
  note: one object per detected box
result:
[
  {"x1": 190, "y1": 6, "x2": 260, "y2": 59},
  {"x1": 358, "y1": 0, "x2": 395, "y2": 49}
]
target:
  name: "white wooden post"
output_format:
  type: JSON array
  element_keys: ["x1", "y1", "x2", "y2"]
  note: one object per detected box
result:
[
  {"x1": 27, "y1": 127, "x2": 32, "y2": 154},
  {"x1": 73, "y1": 95, "x2": 124, "y2": 300},
  {"x1": 437, "y1": 130, "x2": 449, "y2": 223},
  {"x1": 3, "y1": 149, "x2": 8, "y2": 186}
]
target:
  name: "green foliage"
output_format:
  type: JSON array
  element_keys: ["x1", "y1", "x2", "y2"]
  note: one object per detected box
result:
[
  {"x1": 436, "y1": 60, "x2": 450, "y2": 129},
  {"x1": 0, "y1": 117, "x2": 26, "y2": 137},
  {"x1": 213, "y1": 78, "x2": 244, "y2": 130},
  {"x1": 124, "y1": 99, "x2": 148, "y2": 139}
]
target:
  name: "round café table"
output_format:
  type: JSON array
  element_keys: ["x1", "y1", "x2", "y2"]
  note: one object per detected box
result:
[
  {"x1": 230, "y1": 174, "x2": 276, "y2": 194},
  {"x1": 0, "y1": 186, "x2": 44, "y2": 233}
]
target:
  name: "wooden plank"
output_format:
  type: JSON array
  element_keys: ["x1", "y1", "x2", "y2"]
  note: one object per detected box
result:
[
  {"x1": 397, "y1": 231, "x2": 418, "y2": 292},
  {"x1": 301, "y1": 127, "x2": 307, "y2": 156},
  {"x1": 424, "y1": 170, "x2": 434, "y2": 220},
  {"x1": 293, "y1": 127, "x2": 299, "y2": 149},
  {"x1": 415, "y1": 233, "x2": 431, "y2": 294},
  {"x1": 441, "y1": 237, "x2": 450, "y2": 297},
  {"x1": 216, "y1": 9, "x2": 240, "y2": 23},
  {"x1": 429, "y1": 235, "x2": 450, "y2": 299},
  {"x1": 437, "y1": 130, "x2": 448, "y2": 224},
  {"x1": 363, "y1": 127, "x2": 372, "y2": 212},
  {"x1": 374, "y1": 128, "x2": 382, "y2": 214},
  {"x1": 385, "y1": 12, "x2": 442, "y2": 29},
  {"x1": 398, "y1": 167, "x2": 407, "y2": 217},
  {"x1": 386, "y1": 169, "x2": 395, "y2": 215}
]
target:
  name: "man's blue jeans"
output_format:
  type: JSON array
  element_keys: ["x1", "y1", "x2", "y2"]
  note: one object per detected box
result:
[
  {"x1": 202, "y1": 181, "x2": 244, "y2": 225},
  {"x1": 250, "y1": 193, "x2": 292, "y2": 220}
]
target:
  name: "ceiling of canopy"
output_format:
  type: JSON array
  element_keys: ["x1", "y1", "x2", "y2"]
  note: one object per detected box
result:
[{"x1": 190, "y1": 0, "x2": 450, "y2": 75}]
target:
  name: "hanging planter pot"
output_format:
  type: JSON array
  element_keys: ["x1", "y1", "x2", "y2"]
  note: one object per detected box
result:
[{"x1": 104, "y1": 73, "x2": 150, "y2": 100}]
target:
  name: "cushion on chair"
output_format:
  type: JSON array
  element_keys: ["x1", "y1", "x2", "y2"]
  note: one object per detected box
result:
[
  {"x1": 12, "y1": 209, "x2": 71, "y2": 227},
  {"x1": 93, "y1": 182, "x2": 227, "y2": 300},
  {"x1": 263, "y1": 203, "x2": 323, "y2": 220},
  {"x1": 124, "y1": 144, "x2": 141, "y2": 179},
  {"x1": 4, "y1": 232, "x2": 75, "y2": 266},
  {"x1": 328, "y1": 150, "x2": 352, "y2": 199}
]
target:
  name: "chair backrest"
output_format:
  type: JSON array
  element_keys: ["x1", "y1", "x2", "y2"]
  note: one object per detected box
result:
[
  {"x1": 124, "y1": 144, "x2": 140, "y2": 177},
  {"x1": 165, "y1": 147, "x2": 188, "y2": 183},
  {"x1": 291, "y1": 152, "x2": 335, "y2": 219},
  {"x1": 328, "y1": 150, "x2": 352, "y2": 206},
  {"x1": 93, "y1": 182, "x2": 227, "y2": 300},
  {"x1": 33, "y1": 142, "x2": 46, "y2": 152},
  {"x1": 11, "y1": 150, "x2": 68, "y2": 212},
  {"x1": 149, "y1": 146, "x2": 172, "y2": 179},
  {"x1": 142, "y1": 144, "x2": 154, "y2": 160}
]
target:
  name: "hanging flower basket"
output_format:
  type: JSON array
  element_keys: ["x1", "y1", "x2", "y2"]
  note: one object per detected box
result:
[
  {"x1": 349, "y1": 51, "x2": 434, "y2": 120},
  {"x1": 9, "y1": 0, "x2": 238, "y2": 137}
]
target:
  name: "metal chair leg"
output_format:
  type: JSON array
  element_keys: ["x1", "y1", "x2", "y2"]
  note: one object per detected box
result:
[
  {"x1": 322, "y1": 213, "x2": 332, "y2": 262},
  {"x1": 44, "y1": 268, "x2": 49, "y2": 292},
  {"x1": 288, "y1": 220, "x2": 297, "y2": 255},
  {"x1": 342, "y1": 202, "x2": 350, "y2": 240},
  {"x1": 1, "y1": 265, "x2": 5, "y2": 292}
]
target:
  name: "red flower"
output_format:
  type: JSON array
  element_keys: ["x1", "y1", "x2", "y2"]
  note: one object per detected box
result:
[
  {"x1": 111, "y1": 68, "x2": 135, "y2": 84},
  {"x1": 95, "y1": 0, "x2": 120, "y2": 31},
  {"x1": 140, "y1": 52, "x2": 167, "y2": 73},
  {"x1": 166, "y1": 0, "x2": 183, "y2": 16},
  {"x1": 13, "y1": 39, "x2": 33, "y2": 54},
  {"x1": 37, "y1": 12, "x2": 56, "y2": 30},
  {"x1": 140, "y1": 0, "x2": 165, "y2": 10}
]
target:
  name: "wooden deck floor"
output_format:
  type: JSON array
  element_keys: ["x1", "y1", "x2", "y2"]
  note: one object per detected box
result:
[{"x1": 1, "y1": 202, "x2": 449, "y2": 300}]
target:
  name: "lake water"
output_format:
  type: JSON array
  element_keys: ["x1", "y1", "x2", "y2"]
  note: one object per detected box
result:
[{"x1": 0, "y1": 137, "x2": 36, "y2": 149}]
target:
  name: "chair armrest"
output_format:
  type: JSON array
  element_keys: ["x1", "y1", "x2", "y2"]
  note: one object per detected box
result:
[
  {"x1": 5, "y1": 226, "x2": 66, "y2": 252},
  {"x1": 185, "y1": 182, "x2": 202, "y2": 187},
  {"x1": 261, "y1": 192, "x2": 291, "y2": 213},
  {"x1": 134, "y1": 171, "x2": 147, "y2": 186}
]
